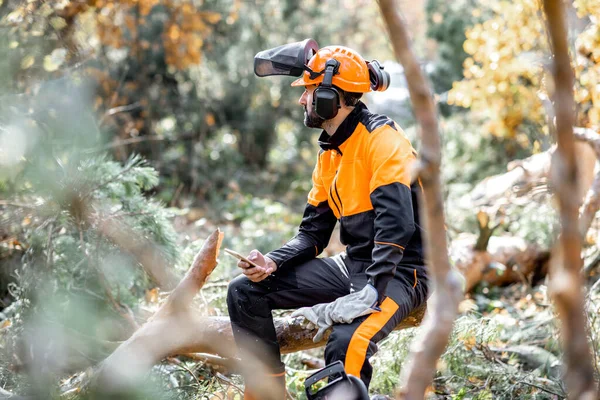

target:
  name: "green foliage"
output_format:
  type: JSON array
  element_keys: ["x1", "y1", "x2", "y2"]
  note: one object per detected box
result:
[
  {"x1": 0, "y1": 67, "x2": 185, "y2": 395},
  {"x1": 369, "y1": 329, "x2": 417, "y2": 394}
]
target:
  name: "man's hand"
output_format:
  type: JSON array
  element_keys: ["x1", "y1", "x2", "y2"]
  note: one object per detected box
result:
[
  {"x1": 291, "y1": 303, "x2": 332, "y2": 343},
  {"x1": 237, "y1": 249, "x2": 277, "y2": 282},
  {"x1": 326, "y1": 284, "x2": 380, "y2": 323}
]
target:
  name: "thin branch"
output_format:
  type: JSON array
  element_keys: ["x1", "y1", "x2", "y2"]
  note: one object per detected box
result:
[
  {"x1": 0, "y1": 201, "x2": 36, "y2": 209},
  {"x1": 84, "y1": 136, "x2": 180, "y2": 154},
  {"x1": 543, "y1": 0, "x2": 598, "y2": 398},
  {"x1": 585, "y1": 251, "x2": 600, "y2": 276},
  {"x1": 166, "y1": 357, "x2": 202, "y2": 388},
  {"x1": 45, "y1": 222, "x2": 55, "y2": 269},
  {"x1": 98, "y1": 65, "x2": 131, "y2": 127},
  {"x1": 83, "y1": 161, "x2": 138, "y2": 199},
  {"x1": 514, "y1": 380, "x2": 565, "y2": 398},
  {"x1": 104, "y1": 102, "x2": 142, "y2": 117},
  {"x1": 214, "y1": 372, "x2": 245, "y2": 398}
]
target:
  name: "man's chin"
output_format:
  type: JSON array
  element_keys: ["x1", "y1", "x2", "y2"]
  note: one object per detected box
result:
[{"x1": 304, "y1": 112, "x2": 324, "y2": 129}]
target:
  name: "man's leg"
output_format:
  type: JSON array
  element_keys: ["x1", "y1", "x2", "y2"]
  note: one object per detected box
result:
[
  {"x1": 227, "y1": 255, "x2": 351, "y2": 396},
  {"x1": 324, "y1": 264, "x2": 429, "y2": 388}
]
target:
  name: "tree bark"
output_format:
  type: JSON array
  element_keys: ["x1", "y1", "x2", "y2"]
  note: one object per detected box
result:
[
  {"x1": 377, "y1": 1, "x2": 463, "y2": 399},
  {"x1": 543, "y1": 1, "x2": 598, "y2": 398}
]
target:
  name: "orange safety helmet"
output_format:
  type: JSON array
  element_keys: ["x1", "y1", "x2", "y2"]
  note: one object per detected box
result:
[{"x1": 291, "y1": 46, "x2": 372, "y2": 93}]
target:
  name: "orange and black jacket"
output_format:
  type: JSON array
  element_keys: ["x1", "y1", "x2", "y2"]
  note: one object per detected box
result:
[{"x1": 266, "y1": 102, "x2": 425, "y2": 303}]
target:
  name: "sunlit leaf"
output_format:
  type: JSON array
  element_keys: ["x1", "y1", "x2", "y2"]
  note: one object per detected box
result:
[
  {"x1": 43, "y1": 48, "x2": 67, "y2": 72},
  {"x1": 50, "y1": 17, "x2": 67, "y2": 30},
  {"x1": 20, "y1": 55, "x2": 35, "y2": 70}
]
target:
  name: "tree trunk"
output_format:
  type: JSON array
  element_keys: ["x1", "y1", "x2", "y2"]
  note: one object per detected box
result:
[
  {"x1": 377, "y1": 1, "x2": 463, "y2": 399},
  {"x1": 543, "y1": 1, "x2": 598, "y2": 398}
]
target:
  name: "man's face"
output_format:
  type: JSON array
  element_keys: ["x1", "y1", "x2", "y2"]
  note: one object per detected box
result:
[{"x1": 299, "y1": 84, "x2": 325, "y2": 129}]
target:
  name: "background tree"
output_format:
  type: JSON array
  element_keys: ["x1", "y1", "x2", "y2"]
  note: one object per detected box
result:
[{"x1": 447, "y1": 0, "x2": 599, "y2": 150}]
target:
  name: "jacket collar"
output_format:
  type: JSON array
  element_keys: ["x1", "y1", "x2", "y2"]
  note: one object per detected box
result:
[{"x1": 318, "y1": 101, "x2": 367, "y2": 155}]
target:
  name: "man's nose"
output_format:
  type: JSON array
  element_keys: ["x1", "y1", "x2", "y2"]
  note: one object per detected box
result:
[{"x1": 298, "y1": 90, "x2": 307, "y2": 105}]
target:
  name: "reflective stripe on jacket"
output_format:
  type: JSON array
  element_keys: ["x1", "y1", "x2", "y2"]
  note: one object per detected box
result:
[{"x1": 267, "y1": 102, "x2": 425, "y2": 302}]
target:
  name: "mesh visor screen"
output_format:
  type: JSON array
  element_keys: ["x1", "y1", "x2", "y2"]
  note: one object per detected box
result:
[{"x1": 254, "y1": 39, "x2": 318, "y2": 77}]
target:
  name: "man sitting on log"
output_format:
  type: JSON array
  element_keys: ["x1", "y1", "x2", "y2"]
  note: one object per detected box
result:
[{"x1": 227, "y1": 40, "x2": 429, "y2": 399}]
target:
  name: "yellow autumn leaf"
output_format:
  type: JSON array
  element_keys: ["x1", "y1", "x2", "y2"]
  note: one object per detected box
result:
[
  {"x1": 205, "y1": 113, "x2": 216, "y2": 126},
  {"x1": 21, "y1": 55, "x2": 35, "y2": 69},
  {"x1": 145, "y1": 287, "x2": 159, "y2": 303},
  {"x1": 477, "y1": 210, "x2": 489, "y2": 228},
  {"x1": 50, "y1": 17, "x2": 67, "y2": 30},
  {"x1": 463, "y1": 39, "x2": 478, "y2": 55},
  {"x1": 43, "y1": 48, "x2": 67, "y2": 72},
  {"x1": 200, "y1": 11, "x2": 222, "y2": 24}
]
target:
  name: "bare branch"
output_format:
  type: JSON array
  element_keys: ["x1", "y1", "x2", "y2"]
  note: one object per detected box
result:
[
  {"x1": 376, "y1": 1, "x2": 463, "y2": 398},
  {"x1": 543, "y1": 0, "x2": 598, "y2": 398}
]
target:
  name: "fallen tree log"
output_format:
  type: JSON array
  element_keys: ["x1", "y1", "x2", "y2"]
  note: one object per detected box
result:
[
  {"x1": 463, "y1": 141, "x2": 596, "y2": 209},
  {"x1": 451, "y1": 234, "x2": 550, "y2": 292},
  {"x1": 86, "y1": 228, "x2": 426, "y2": 397}
]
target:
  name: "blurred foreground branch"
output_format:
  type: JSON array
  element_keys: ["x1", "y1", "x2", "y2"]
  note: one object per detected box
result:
[
  {"x1": 377, "y1": 0, "x2": 463, "y2": 398},
  {"x1": 94, "y1": 216, "x2": 180, "y2": 291},
  {"x1": 543, "y1": 0, "x2": 598, "y2": 398}
]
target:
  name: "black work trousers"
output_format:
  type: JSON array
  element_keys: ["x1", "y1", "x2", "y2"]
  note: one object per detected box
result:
[{"x1": 226, "y1": 253, "x2": 428, "y2": 388}]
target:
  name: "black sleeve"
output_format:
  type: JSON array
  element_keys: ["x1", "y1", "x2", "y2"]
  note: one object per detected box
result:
[
  {"x1": 266, "y1": 200, "x2": 337, "y2": 269},
  {"x1": 367, "y1": 182, "x2": 415, "y2": 303},
  {"x1": 365, "y1": 125, "x2": 418, "y2": 304}
]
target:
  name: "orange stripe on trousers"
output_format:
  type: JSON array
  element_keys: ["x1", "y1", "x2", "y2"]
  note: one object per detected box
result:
[{"x1": 345, "y1": 297, "x2": 400, "y2": 378}]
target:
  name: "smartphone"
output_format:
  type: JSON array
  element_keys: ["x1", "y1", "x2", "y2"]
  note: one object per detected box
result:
[{"x1": 224, "y1": 248, "x2": 263, "y2": 269}]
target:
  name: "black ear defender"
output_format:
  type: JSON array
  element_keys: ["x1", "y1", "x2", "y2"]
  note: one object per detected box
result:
[
  {"x1": 313, "y1": 59, "x2": 341, "y2": 120},
  {"x1": 367, "y1": 60, "x2": 390, "y2": 92}
]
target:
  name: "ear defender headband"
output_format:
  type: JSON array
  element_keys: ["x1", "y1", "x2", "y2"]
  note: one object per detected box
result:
[
  {"x1": 367, "y1": 60, "x2": 390, "y2": 92},
  {"x1": 313, "y1": 59, "x2": 341, "y2": 120}
]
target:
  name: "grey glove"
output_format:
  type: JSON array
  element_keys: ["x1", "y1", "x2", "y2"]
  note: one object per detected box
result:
[
  {"x1": 327, "y1": 284, "x2": 380, "y2": 324},
  {"x1": 291, "y1": 303, "x2": 332, "y2": 343},
  {"x1": 292, "y1": 284, "x2": 381, "y2": 343}
]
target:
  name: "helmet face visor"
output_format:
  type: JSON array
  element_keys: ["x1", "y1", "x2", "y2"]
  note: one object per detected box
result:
[{"x1": 254, "y1": 38, "x2": 319, "y2": 77}]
